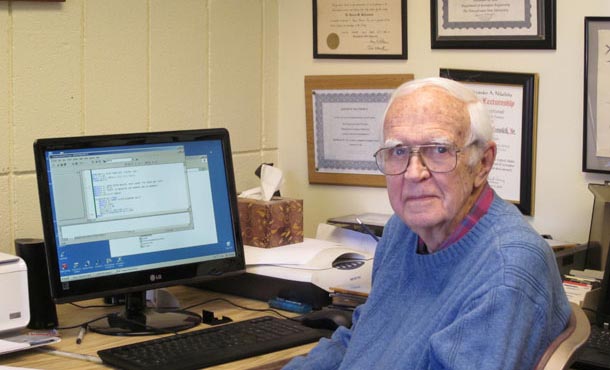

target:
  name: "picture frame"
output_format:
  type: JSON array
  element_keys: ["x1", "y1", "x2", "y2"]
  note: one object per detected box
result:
[
  {"x1": 304, "y1": 74, "x2": 414, "y2": 187},
  {"x1": 313, "y1": 0, "x2": 408, "y2": 59},
  {"x1": 583, "y1": 17, "x2": 610, "y2": 174},
  {"x1": 431, "y1": 0, "x2": 556, "y2": 49},
  {"x1": 440, "y1": 68, "x2": 538, "y2": 215}
]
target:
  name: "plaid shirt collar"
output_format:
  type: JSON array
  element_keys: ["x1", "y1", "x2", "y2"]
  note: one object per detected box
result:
[{"x1": 417, "y1": 184, "x2": 494, "y2": 254}]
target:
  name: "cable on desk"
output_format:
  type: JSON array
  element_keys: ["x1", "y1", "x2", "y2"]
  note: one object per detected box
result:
[
  {"x1": 69, "y1": 301, "x2": 118, "y2": 309},
  {"x1": 182, "y1": 297, "x2": 298, "y2": 321},
  {"x1": 56, "y1": 313, "x2": 111, "y2": 330},
  {"x1": 59, "y1": 311, "x2": 188, "y2": 336},
  {"x1": 62, "y1": 295, "x2": 297, "y2": 335},
  {"x1": 68, "y1": 292, "x2": 299, "y2": 319}
]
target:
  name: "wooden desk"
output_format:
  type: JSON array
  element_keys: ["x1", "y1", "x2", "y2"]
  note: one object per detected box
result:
[{"x1": 0, "y1": 286, "x2": 315, "y2": 369}]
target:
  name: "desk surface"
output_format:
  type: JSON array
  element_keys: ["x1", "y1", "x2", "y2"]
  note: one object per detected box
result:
[{"x1": 0, "y1": 286, "x2": 314, "y2": 369}]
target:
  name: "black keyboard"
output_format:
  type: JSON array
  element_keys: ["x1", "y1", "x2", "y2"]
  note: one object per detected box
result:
[
  {"x1": 97, "y1": 316, "x2": 330, "y2": 370},
  {"x1": 588, "y1": 324, "x2": 610, "y2": 353},
  {"x1": 573, "y1": 324, "x2": 610, "y2": 370}
]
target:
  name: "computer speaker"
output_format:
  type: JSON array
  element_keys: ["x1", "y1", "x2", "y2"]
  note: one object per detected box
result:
[{"x1": 14, "y1": 238, "x2": 58, "y2": 330}]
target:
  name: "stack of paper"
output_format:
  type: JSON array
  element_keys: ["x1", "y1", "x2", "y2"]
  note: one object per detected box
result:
[
  {"x1": 563, "y1": 269, "x2": 603, "y2": 307},
  {"x1": 329, "y1": 284, "x2": 369, "y2": 310}
]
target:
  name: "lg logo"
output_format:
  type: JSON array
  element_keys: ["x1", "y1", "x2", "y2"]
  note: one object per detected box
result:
[{"x1": 149, "y1": 274, "x2": 162, "y2": 282}]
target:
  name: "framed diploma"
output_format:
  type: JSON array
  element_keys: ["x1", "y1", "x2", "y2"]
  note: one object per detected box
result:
[
  {"x1": 305, "y1": 74, "x2": 414, "y2": 187},
  {"x1": 431, "y1": 0, "x2": 556, "y2": 49},
  {"x1": 583, "y1": 17, "x2": 610, "y2": 174},
  {"x1": 313, "y1": 0, "x2": 408, "y2": 59},
  {"x1": 440, "y1": 69, "x2": 538, "y2": 215}
]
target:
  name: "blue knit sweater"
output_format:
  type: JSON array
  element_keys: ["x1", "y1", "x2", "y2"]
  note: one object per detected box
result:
[{"x1": 284, "y1": 196, "x2": 571, "y2": 370}]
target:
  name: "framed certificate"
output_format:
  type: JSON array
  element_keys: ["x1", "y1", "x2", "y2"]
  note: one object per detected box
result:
[
  {"x1": 583, "y1": 17, "x2": 610, "y2": 174},
  {"x1": 304, "y1": 74, "x2": 414, "y2": 187},
  {"x1": 313, "y1": 0, "x2": 408, "y2": 59},
  {"x1": 441, "y1": 69, "x2": 538, "y2": 215},
  {"x1": 431, "y1": 0, "x2": 556, "y2": 49}
]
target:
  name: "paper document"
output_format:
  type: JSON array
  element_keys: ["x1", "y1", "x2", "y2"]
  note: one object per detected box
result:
[
  {"x1": 569, "y1": 269, "x2": 605, "y2": 281},
  {"x1": 245, "y1": 229, "x2": 376, "y2": 268},
  {"x1": 545, "y1": 239, "x2": 578, "y2": 250},
  {"x1": 0, "y1": 331, "x2": 60, "y2": 356},
  {"x1": 315, "y1": 223, "x2": 377, "y2": 255},
  {"x1": 0, "y1": 339, "x2": 29, "y2": 353},
  {"x1": 245, "y1": 238, "x2": 354, "y2": 267},
  {"x1": 244, "y1": 234, "x2": 375, "y2": 290},
  {"x1": 328, "y1": 213, "x2": 391, "y2": 227}
]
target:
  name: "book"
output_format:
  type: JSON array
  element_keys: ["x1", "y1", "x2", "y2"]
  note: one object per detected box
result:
[
  {"x1": 562, "y1": 269, "x2": 603, "y2": 307},
  {"x1": 569, "y1": 269, "x2": 605, "y2": 280},
  {"x1": 329, "y1": 284, "x2": 369, "y2": 309},
  {"x1": 329, "y1": 285, "x2": 370, "y2": 298}
]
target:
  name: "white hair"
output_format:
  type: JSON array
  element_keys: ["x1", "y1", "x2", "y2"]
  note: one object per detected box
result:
[{"x1": 383, "y1": 77, "x2": 494, "y2": 165}]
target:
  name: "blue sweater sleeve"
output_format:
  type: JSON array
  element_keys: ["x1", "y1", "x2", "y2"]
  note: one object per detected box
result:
[
  {"x1": 282, "y1": 322, "x2": 354, "y2": 369},
  {"x1": 428, "y1": 286, "x2": 561, "y2": 370},
  {"x1": 282, "y1": 328, "x2": 350, "y2": 370},
  {"x1": 282, "y1": 305, "x2": 363, "y2": 369}
]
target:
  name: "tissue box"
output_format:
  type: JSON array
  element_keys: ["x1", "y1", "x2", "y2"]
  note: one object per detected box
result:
[{"x1": 238, "y1": 197, "x2": 303, "y2": 248}]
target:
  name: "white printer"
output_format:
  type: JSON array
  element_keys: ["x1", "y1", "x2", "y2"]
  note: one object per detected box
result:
[
  {"x1": 245, "y1": 240, "x2": 373, "y2": 293},
  {"x1": 196, "y1": 225, "x2": 376, "y2": 309},
  {"x1": 0, "y1": 252, "x2": 30, "y2": 333}
]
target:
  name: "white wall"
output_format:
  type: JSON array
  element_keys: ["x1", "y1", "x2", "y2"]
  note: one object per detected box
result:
[{"x1": 277, "y1": 1, "x2": 610, "y2": 243}]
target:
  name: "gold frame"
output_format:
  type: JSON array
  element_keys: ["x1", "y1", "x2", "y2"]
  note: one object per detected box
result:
[{"x1": 304, "y1": 74, "x2": 413, "y2": 187}]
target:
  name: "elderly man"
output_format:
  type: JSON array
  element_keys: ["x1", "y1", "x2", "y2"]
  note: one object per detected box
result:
[{"x1": 284, "y1": 77, "x2": 571, "y2": 369}]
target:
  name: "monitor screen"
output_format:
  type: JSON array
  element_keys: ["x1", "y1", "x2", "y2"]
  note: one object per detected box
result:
[{"x1": 33, "y1": 128, "x2": 245, "y2": 335}]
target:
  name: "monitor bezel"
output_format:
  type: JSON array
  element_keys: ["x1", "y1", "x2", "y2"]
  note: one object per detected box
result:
[{"x1": 33, "y1": 128, "x2": 245, "y2": 304}]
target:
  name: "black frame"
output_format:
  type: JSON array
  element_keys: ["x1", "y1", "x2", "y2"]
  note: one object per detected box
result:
[
  {"x1": 313, "y1": 0, "x2": 408, "y2": 59},
  {"x1": 440, "y1": 68, "x2": 538, "y2": 215},
  {"x1": 583, "y1": 17, "x2": 610, "y2": 174},
  {"x1": 431, "y1": 0, "x2": 556, "y2": 49}
]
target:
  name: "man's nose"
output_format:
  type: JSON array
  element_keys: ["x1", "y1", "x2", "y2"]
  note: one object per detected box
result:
[{"x1": 403, "y1": 153, "x2": 430, "y2": 180}]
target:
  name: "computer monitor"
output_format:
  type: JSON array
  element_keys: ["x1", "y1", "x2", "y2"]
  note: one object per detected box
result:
[{"x1": 33, "y1": 128, "x2": 245, "y2": 336}]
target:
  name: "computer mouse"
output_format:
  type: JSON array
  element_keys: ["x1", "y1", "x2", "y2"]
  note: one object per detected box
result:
[
  {"x1": 306, "y1": 248, "x2": 368, "y2": 269},
  {"x1": 332, "y1": 253, "x2": 367, "y2": 270},
  {"x1": 300, "y1": 308, "x2": 353, "y2": 331}
]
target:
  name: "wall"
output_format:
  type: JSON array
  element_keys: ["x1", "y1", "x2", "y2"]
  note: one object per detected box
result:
[
  {"x1": 3, "y1": 1, "x2": 609, "y2": 256},
  {"x1": 277, "y1": 1, "x2": 610, "y2": 243},
  {"x1": 0, "y1": 0, "x2": 279, "y2": 254}
]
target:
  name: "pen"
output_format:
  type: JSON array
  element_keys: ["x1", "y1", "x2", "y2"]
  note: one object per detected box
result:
[
  {"x1": 29, "y1": 337, "x2": 58, "y2": 346},
  {"x1": 36, "y1": 348, "x2": 103, "y2": 364},
  {"x1": 76, "y1": 325, "x2": 87, "y2": 345},
  {"x1": 355, "y1": 217, "x2": 380, "y2": 242}
]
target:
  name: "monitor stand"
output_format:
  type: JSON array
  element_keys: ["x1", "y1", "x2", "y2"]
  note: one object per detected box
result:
[{"x1": 88, "y1": 290, "x2": 201, "y2": 336}]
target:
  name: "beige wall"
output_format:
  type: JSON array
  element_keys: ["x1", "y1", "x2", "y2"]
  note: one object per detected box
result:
[
  {"x1": 0, "y1": 0, "x2": 278, "y2": 254},
  {"x1": 4, "y1": 1, "x2": 610, "y2": 256},
  {"x1": 277, "y1": 1, "x2": 610, "y2": 243}
]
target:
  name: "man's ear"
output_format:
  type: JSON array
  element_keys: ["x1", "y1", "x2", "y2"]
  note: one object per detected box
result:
[{"x1": 474, "y1": 142, "x2": 496, "y2": 187}]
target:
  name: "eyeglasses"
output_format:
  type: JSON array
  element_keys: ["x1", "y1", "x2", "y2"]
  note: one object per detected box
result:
[{"x1": 373, "y1": 143, "x2": 467, "y2": 175}]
